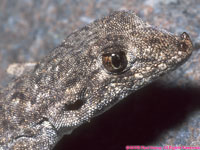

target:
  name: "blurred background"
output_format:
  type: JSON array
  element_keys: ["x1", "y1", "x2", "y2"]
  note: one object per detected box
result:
[{"x1": 0, "y1": 0, "x2": 200, "y2": 149}]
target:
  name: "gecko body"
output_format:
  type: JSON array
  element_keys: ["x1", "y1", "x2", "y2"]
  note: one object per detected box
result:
[{"x1": 0, "y1": 11, "x2": 193, "y2": 149}]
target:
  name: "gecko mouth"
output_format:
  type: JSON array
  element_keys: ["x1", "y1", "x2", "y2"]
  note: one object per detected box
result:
[
  {"x1": 38, "y1": 117, "x2": 58, "y2": 134},
  {"x1": 15, "y1": 117, "x2": 58, "y2": 141},
  {"x1": 14, "y1": 134, "x2": 35, "y2": 140}
]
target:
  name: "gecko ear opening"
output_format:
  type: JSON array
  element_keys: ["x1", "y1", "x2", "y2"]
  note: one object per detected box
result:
[{"x1": 64, "y1": 99, "x2": 84, "y2": 111}]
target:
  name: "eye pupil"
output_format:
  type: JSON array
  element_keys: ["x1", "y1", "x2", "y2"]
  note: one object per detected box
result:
[
  {"x1": 111, "y1": 54, "x2": 121, "y2": 68},
  {"x1": 102, "y1": 51, "x2": 127, "y2": 74}
]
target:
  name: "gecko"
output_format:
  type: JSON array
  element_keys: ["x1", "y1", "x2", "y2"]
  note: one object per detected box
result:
[{"x1": 0, "y1": 11, "x2": 193, "y2": 150}]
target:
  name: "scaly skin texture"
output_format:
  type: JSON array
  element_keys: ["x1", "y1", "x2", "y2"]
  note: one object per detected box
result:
[{"x1": 0, "y1": 11, "x2": 193, "y2": 149}]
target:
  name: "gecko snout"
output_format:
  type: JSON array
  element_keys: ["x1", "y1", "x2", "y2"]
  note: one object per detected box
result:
[{"x1": 178, "y1": 32, "x2": 193, "y2": 54}]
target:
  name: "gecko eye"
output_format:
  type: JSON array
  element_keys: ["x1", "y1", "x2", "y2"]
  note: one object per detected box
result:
[{"x1": 102, "y1": 51, "x2": 127, "y2": 73}]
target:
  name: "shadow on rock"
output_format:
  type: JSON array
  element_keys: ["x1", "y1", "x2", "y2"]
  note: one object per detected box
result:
[{"x1": 54, "y1": 82, "x2": 200, "y2": 150}]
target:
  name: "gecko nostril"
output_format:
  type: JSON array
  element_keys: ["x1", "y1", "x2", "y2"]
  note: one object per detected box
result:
[
  {"x1": 179, "y1": 42, "x2": 188, "y2": 52},
  {"x1": 180, "y1": 32, "x2": 190, "y2": 40},
  {"x1": 178, "y1": 32, "x2": 193, "y2": 52},
  {"x1": 64, "y1": 99, "x2": 84, "y2": 111}
]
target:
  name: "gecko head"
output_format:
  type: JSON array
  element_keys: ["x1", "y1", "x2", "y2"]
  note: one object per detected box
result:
[
  {"x1": 46, "y1": 11, "x2": 193, "y2": 136},
  {"x1": 50, "y1": 31, "x2": 193, "y2": 135}
]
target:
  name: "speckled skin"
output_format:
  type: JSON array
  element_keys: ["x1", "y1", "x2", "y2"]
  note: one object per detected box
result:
[{"x1": 0, "y1": 11, "x2": 193, "y2": 150}]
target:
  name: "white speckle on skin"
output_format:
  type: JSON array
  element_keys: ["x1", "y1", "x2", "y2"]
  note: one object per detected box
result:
[
  {"x1": 178, "y1": 51, "x2": 183, "y2": 55},
  {"x1": 143, "y1": 47, "x2": 151, "y2": 56},
  {"x1": 146, "y1": 66, "x2": 151, "y2": 71},
  {"x1": 55, "y1": 66, "x2": 59, "y2": 72},
  {"x1": 158, "y1": 63, "x2": 167, "y2": 70},
  {"x1": 36, "y1": 93, "x2": 42, "y2": 101},
  {"x1": 34, "y1": 84, "x2": 38, "y2": 90},
  {"x1": 42, "y1": 121, "x2": 53, "y2": 129},
  {"x1": 12, "y1": 98, "x2": 20, "y2": 105},
  {"x1": 134, "y1": 73, "x2": 143, "y2": 79},
  {"x1": 25, "y1": 101, "x2": 32, "y2": 112}
]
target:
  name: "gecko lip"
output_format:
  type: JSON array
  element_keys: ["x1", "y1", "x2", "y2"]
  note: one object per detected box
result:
[{"x1": 36, "y1": 117, "x2": 59, "y2": 135}]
